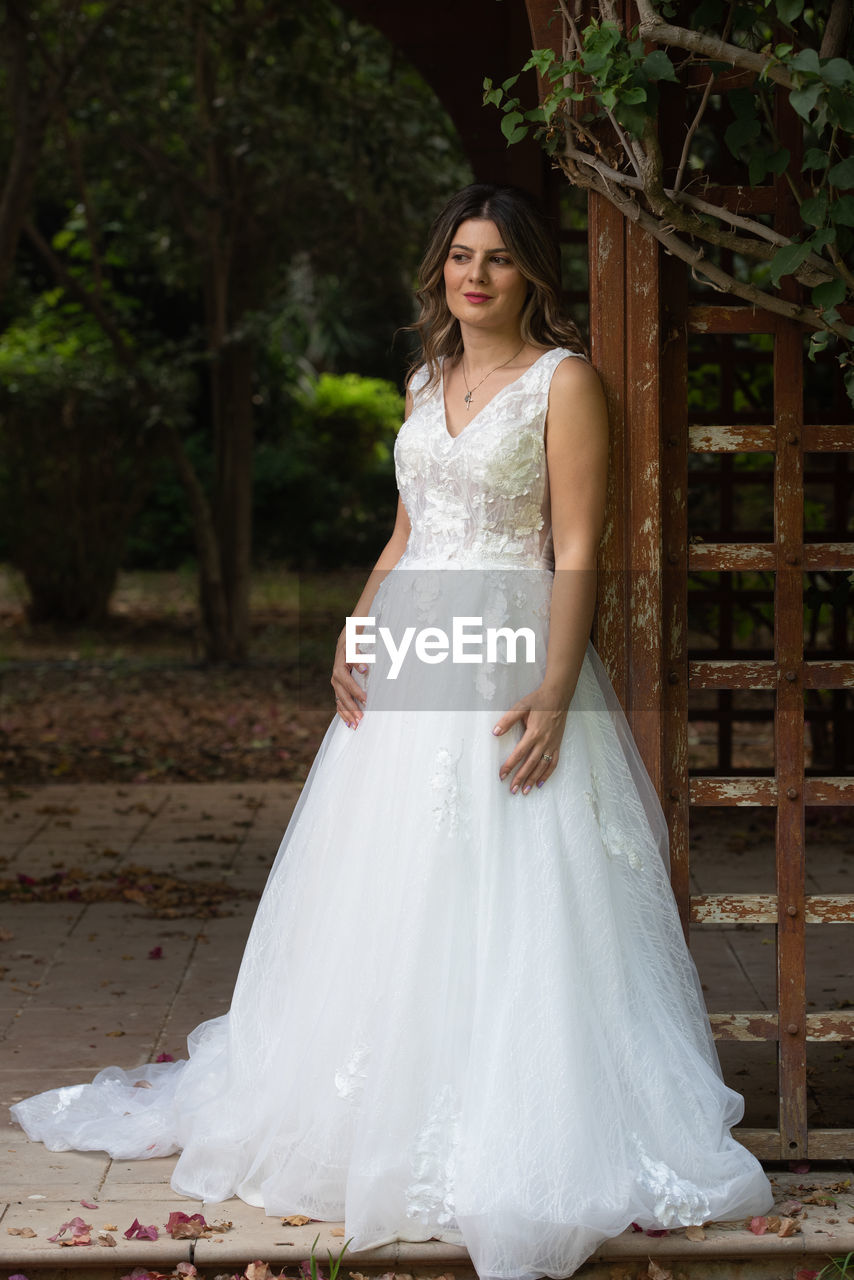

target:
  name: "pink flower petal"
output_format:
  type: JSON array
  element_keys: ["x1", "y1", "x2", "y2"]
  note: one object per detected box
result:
[
  {"x1": 749, "y1": 1216, "x2": 769, "y2": 1235},
  {"x1": 80, "y1": 1200, "x2": 99, "y2": 1209},
  {"x1": 155, "y1": 1052, "x2": 175, "y2": 1062},
  {"x1": 123, "y1": 1218, "x2": 159, "y2": 1241},
  {"x1": 147, "y1": 946, "x2": 163, "y2": 960}
]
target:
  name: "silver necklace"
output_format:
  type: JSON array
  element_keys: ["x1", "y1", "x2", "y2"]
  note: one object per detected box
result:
[{"x1": 462, "y1": 342, "x2": 525, "y2": 410}]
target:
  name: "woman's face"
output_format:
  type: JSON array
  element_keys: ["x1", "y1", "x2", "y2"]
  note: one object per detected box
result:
[{"x1": 442, "y1": 218, "x2": 529, "y2": 334}]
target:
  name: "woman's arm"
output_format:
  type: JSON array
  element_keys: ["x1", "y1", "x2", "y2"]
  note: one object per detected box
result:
[
  {"x1": 330, "y1": 391, "x2": 413, "y2": 728},
  {"x1": 539, "y1": 355, "x2": 609, "y2": 707},
  {"x1": 491, "y1": 356, "x2": 609, "y2": 791}
]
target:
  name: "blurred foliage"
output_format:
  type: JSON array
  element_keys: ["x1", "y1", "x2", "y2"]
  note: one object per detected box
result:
[
  {"x1": 1, "y1": 0, "x2": 470, "y2": 609},
  {"x1": 0, "y1": 290, "x2": 191, "y2": 620}
]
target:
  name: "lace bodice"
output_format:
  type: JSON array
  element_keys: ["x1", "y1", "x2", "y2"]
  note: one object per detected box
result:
[{"x1": 393, "y1": 347, "x2": 588, "y2": 571}]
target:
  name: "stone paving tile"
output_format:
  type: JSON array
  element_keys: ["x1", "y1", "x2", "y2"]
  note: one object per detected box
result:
[
  {"x1": 0, "y1": 1198, "x2": 192, "y2": 1269},
  {"x1": 0, "y1": 1070, "x2": 106, "y2": 1112},
  {"x1": 4, "y1": 1007, "x2": 156, "y2": 1072}
]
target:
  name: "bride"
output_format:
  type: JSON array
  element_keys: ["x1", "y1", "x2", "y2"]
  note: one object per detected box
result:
[{"x1": 10, "y1": 183, "x2": 774, "y2": 1280}]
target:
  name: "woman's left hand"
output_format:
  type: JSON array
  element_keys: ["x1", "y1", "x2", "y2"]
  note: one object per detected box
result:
[{"x1": 491, "y1": 685, "x2": 569, "y2": 795}]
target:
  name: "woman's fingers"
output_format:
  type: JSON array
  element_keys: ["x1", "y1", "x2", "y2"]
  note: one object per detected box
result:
[{"x1": 331, "y1": 662, "x2": 369, "y2": 728}]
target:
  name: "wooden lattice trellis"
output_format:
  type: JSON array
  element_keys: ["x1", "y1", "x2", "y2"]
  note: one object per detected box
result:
[{"x1": 523, "y1": 0, "x2": 854, "y2": 1159}]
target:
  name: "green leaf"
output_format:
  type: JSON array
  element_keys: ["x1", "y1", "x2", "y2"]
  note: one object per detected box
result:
[
  {"x1": 642, "y1": 49, "x2": 678, "y2": 81},
  {"x1": 522, "y1": 48, "x2": 556, "y2": 76},
  {"x1": 501, "y1": 111, "x2": 529, "y2": 145},
  {"x1": 749, "y1": 154, "x2": 767, "y2": 185},
  {"x1": 831, "y1": 194, "x2": 854, "y2": 225},
  {"x1": 774, "y1": 42, "x2": 794, "y2": 56},
  {"x1": 727, "y1": 86, "x2": 757, "y2": 118},
  {"x1": 812, "y1": 276, "x2": 846, "y2": 309},
  {"x1": 483, "y1": 81, "x2": 504, "y2": 108},
  {"x1": 820, "y1": 57, "x2": 854, "y2": 88},
  {"x1": 774, "y1": 0, "x2": 803, "y2": 23},
  {"x1": 828, "y1": 157, "x2": 854, "y2": 188},
  {"x1": 725, "y1": 116, "x2": 761, "y2": 156},
  {"x1": 807, "y1": 226, "x2": 837, "y2": 250},
  {"x1": 789, "y1": 81, "x2": 823, "y2": 119},
  {"x1": 614, "y1": 102, "x2": 649, "y2": 136},
  {"x1": 803, "y1": 147, "x2": 830, "y2": 170},
  {"x1": 769, "y1": 239, "x2": 811, "y2": 286},
  {"x1": 788, "y1": 48, "x2": 821, "y2": 75},
  {"x1": 800, "y1": 191, "x2": 828, "y2": 225},
  {"x1": 501, "y1": 73, "x2": 520, "y2": 92},
  {"x1": 766, "y1": 146, "x2": 790, "y2": 174},
  {"x1": 808, "y1": 329, "x2": 832, "y2": 361}
]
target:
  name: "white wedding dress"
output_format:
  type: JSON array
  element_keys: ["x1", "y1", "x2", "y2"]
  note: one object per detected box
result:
[{"x1": 10, "y1": 347, "x2": 774, "y2": 1278}]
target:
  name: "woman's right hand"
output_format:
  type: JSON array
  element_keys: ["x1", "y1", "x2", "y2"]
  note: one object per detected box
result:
[{"x1": 331, "y1": 628, "x2": 369, "y2": 728}]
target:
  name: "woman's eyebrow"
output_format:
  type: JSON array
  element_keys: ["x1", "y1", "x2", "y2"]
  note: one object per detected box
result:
[{"x1": 449, "y1": 243, "x2": 510, "y2": 253}]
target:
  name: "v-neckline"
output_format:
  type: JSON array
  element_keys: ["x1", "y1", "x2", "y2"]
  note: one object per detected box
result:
[{"x1": 440, "y1": 349, "x2": 554, "y2": 444}]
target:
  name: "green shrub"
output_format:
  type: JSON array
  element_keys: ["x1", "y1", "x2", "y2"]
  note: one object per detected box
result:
[{"x1": 0, "y1": 291, "x2": 187, "y2": 622}]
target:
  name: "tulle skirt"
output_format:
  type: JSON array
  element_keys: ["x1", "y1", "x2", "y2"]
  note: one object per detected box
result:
[{"x1": 10, "y1": 564, "x2": 774, "y2": 1278}]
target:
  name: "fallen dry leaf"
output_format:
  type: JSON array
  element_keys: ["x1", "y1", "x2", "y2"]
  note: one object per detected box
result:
[
  {"x1": 331, "y1": 1227, "x2": 345, "y2": 1236},
  {"x1": 6, "y1": 1227, "x2": 36, "y2": 1237},
  {"x1": 244, "y1": 1264, "x2": 276, "y2": 1280},
  {"x1": 48, "y1": 1215, "x2": 91, "y2": 1245},
  {"x1": 647, "y1": 1262, "x2": 673, "y2": 1280},
  {"x1": 282, "y1": 1214, "x2": 312, "y2": 1226},
  {"x1": 165, "y1": 1211, "x2": 207, "y2": 1239},
  {"x1": 104, "y1": 1222, "x2": 117, "y2": 1230},
  {"x1": 98, "y1": 1231, "x2": 117, "y2": 1247},
  {"x1": 778, "y1": 1217, "x2": 801, "y2": 1237},
  {"x1": 123, "y1": 1217, "x2": 158, "y2": 1240},
  {"x1": 778, "y1": 1199, "x2": 803, "y2": 1216},
  {"x1": 684, "y1": 1224, "x2": 706, "y2": 1241}
]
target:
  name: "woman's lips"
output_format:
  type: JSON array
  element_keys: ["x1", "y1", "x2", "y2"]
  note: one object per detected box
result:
[{"x1": 463, "y1": 293, "x2": 491, "y2": 303}]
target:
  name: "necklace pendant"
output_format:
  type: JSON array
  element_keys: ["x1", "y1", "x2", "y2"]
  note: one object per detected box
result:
[{"x1": 464, "y1": 391, "x2": 473, "y2": 409}]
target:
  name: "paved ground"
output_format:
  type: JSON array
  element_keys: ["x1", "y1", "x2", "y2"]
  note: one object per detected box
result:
[{"x1": 0, "y1": 784, "x2": 852, "y2": 1278}]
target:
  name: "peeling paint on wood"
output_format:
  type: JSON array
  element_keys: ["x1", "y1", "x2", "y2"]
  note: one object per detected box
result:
[
  {"x1": 803, "y1": 661, "x2": 854, "y2": 688},
  {"x1": 689, "y1": 425, "x2": 776, "y2": 452},
  {"x1": 688, "y1": 305, "x2": 777, "y2": 334},
  {"x1": 802, "y1": 424, "x2": 854, "y2": 450},
  {"x1": 803, "y1": 542, "x2": 854, "y2": 569},
  {"x1": 691, "y1": 893, "x2": 777, "y2": 923},
  {"x1": 688, "y1": 543, "x2": 776, "y2": 571},
  {"x1": 690, "y1": 777, "x2": 778, "y2": 805},
  {"x1": 689, "y1": 660, "x2": 776, "y2": 689},
  {"x1": 803, "y1": 777, "x2": 854, "y2": 804}
]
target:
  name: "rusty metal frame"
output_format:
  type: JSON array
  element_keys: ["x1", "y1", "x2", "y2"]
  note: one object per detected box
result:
[{"x1": 525, "y1": 0, "x2": 854, "y2": 1160}]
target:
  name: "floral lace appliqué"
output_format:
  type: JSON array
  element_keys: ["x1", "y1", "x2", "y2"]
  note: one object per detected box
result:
[
  {"x1": 404, "y1": 1082, "x2": 461, "y2": 1233},
  {"x1": 630, "y1": 1131, "x2": 711, "y2": 1227},
  {"x1": 430, "y1": 743, "x2": 465, "y2": 834},
  {"x1": 586, "y1": 768, "x2": 643, "y2": 870},
  {"x1": 334, "y1": 1040, "x2": 370, "y2": 1101}
]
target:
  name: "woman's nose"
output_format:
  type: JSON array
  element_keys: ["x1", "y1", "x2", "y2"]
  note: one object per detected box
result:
[{"x1": 468, "y1": 258, "x2": 488, "y2": 282}]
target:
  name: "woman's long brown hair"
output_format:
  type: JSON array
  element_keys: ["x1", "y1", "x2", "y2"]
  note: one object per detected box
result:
[{"x1": 405, "y1": 184, "x2": 588, "y2": 395}]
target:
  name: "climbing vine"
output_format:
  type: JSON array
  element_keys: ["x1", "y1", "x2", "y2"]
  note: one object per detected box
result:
[{"x1": 484, "y1": 0, "x2": 854, "y2": 398}]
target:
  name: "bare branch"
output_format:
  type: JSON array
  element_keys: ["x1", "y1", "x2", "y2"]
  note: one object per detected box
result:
[
  {"x1": 557, "y1": 0, "x2": 645, "y2": 177},
  {"x1": 633, "y1": 0, "x2": 797, "y2": 90},
  {"x1": 820, "y1": 0, "x2": 852, "y2": 59}
]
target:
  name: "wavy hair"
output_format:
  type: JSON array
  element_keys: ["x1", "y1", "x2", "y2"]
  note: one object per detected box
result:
[{"x1": 405, "y1": 183, "x2": 588, "y2": 394}]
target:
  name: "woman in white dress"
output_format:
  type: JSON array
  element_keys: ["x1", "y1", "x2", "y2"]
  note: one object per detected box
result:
[{"x1": 11, "y1": 183, "x2": 774, "y2": 1279}]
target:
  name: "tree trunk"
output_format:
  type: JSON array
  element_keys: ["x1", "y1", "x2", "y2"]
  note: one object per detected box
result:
[
  {"x1": 212, "y1": 338, "x2": 255, "y2": 661},
  {"x1": 0, "y1": 10, "x2": 50, "y2": 301}
]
